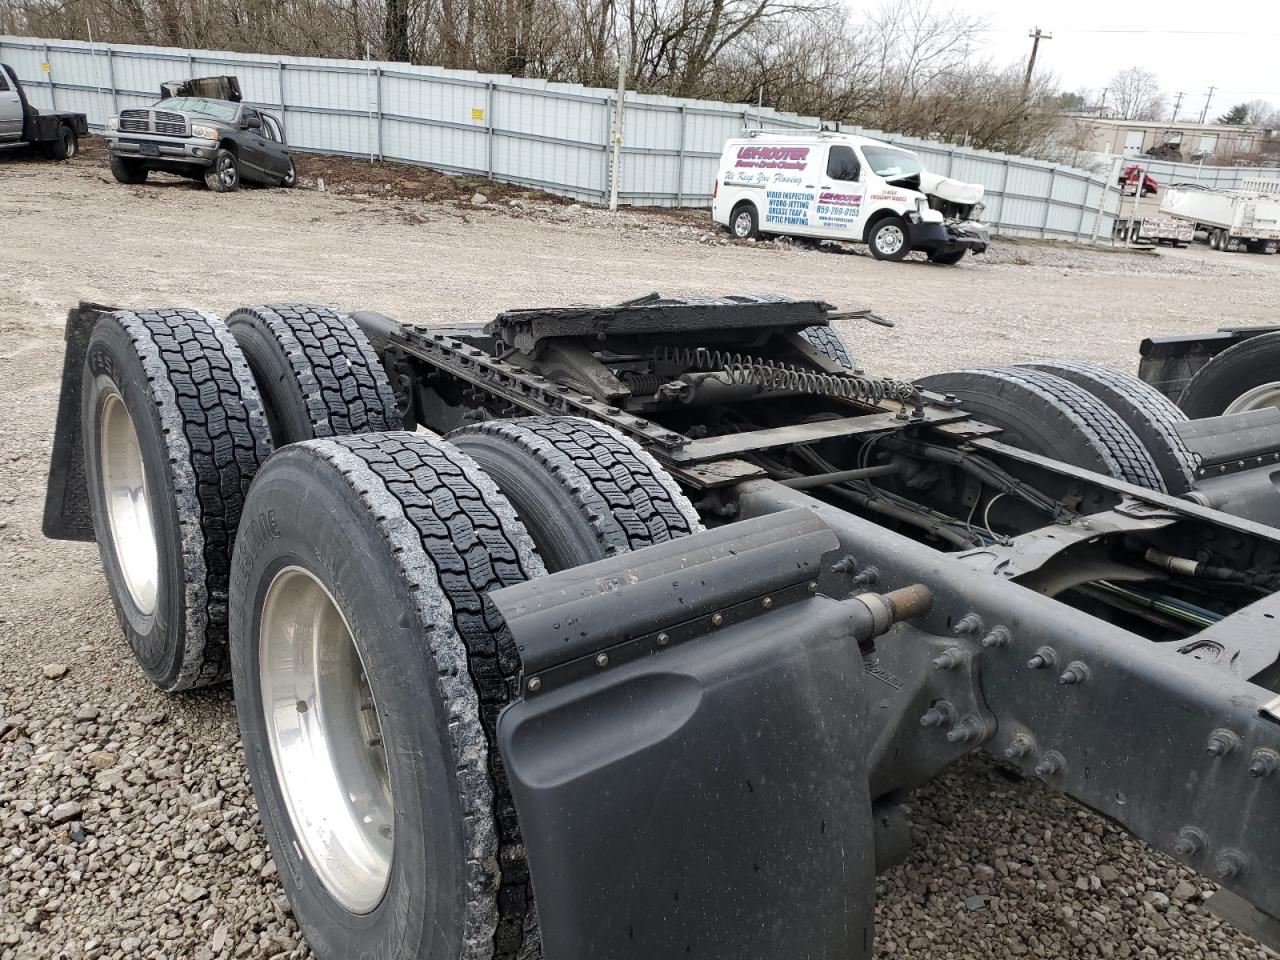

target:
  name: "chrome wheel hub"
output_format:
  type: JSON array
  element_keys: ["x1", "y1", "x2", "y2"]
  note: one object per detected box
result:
[
  {"x1": 734, "y1": 212, "x2": 752, "y2": 237},
  {"x1": 218, "y1": 157, "x2": 236, "y2": 187},
  {"x1": 259, "y1": 567, "x2": 394, "y2": 914},
  {"x1": 877, "y1": 225, "x2": 905, "y2": 255},
  {"x1": 1225, "y1": 382, "x2": 1280, "y2": 414},
  {"x1": 99, "y1": 391, "x2": 158, "y2": 614}
]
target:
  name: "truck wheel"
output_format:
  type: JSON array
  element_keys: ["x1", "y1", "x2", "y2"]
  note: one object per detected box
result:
[
  {"x1": 868, "y1": 216, "x2": 910, "y2": 261},
  {"x1": 226, "y1": 304, "x2": 401, "y2": 445},
  {"x1": 917, "y1": 367, "x2": 1164, "y2": 491},
  {"x1": 927, "y1": 249, "x2": 966, "y2": 265},
  {"x1": 799, "y1": 325, "x2": 855, "y2": 369},
  {"x1": 281, "y1": 157, "x2": 296, "y2": 187},
  {"x1": 109, "y1": 156, "x2": 147, "y2": 185},
  {"x1": 1024, "y1": 360, "x2": 1197, "y2": 494},
  {"x1": 49, "y1": 124, "x2": 78, "y2": 160},
  {"x1": 1178, "y1": 331, "x2": 1280, "y2": 417},
  {"x1": 229, "y1": 433, "x2": 545, "y2": 960},
  {"x1": 205, "y1": 148, "x2": 240, "y2": 191},
  {"x1": 730, "y1": 202, "x2": 760, "y2": 240},
  {"x1": 82, "y1": 309, "x2": 272, "y2": 691},
  {"x1": 450, "y1": 417, "x2": 702, "y2": 572}
]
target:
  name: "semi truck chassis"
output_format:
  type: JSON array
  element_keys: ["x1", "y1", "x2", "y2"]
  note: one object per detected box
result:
[{"x1": 42, "y1": 296, "x2": 1280, "y2": 960}]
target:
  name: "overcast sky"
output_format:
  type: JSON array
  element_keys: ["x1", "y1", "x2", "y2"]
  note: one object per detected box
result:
[{"x1": 958, "y1": 0, "x2": 1280, "y2": 120}]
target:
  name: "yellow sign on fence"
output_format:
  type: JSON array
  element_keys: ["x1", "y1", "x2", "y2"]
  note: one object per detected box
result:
[{"x1": 471, "y1": 107, "x2": 485, "y2": 122}]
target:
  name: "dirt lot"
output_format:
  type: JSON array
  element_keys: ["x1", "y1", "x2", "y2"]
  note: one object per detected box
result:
[{"x1": 2, "y1": 143, "x2": 1279, "y2": 960}]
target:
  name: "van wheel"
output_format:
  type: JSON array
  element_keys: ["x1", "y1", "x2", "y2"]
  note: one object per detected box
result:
[
  {"x1": 868, "y1": 217, "x2": 910, "y2": 261},
  {"x1": 730, "y1": 203, "x2": 760, "y2": 240}
]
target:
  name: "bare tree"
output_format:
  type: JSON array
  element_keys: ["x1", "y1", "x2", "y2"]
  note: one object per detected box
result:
[{"x1": 1105, "y1": 66, "x2": 1165, "y2": 121}]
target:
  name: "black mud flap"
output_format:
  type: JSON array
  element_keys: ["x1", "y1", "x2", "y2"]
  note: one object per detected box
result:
[
  {"x1": 43, "y1": 302, "x2": 115, "y2": 541},
  {"x1": 490, "y1": 511, "x2": 878, "y2": 960}
]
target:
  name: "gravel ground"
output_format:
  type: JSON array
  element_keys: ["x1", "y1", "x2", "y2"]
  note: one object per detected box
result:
[{"x1": 2, "y1": 144, "x2": 1279, "y2": 960}]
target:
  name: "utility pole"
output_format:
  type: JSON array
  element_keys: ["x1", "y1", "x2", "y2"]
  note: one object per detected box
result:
[
  {"x1": 1198, "y1": 86, "x2": 1217, "y2": 124},
  {"x1": 1170, "y1": 91, "x2": 1184, "y2": 121},
  {"x1": 1023, "y1": 27, "x2": 1053, "y2": 95}
]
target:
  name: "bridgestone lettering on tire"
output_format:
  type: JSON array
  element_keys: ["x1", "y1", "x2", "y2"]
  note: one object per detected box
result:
[
  {"x1": 917, "y1": 367, "x2": 1164, "y2": 491},
  {"x1": 229, "y1": 433, "x2": 546, "y2": 960},
  {"x1": 450, "y1": 417, "x2": 702, "y2": 572},
  {"x1": 82, "y1": 309, "x2": 272, "y2": 691},
  {"x1": 1025, "y1": 359, "x2": 1197, "y2": 494},
  {"x1": 227, "y1": 304, "x2": 401, "y2": 445}
]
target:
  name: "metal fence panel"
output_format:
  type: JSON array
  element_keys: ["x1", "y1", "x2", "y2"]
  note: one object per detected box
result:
[{"x1": 3, "y1": 34, "x2": 1142, "y2": 241}]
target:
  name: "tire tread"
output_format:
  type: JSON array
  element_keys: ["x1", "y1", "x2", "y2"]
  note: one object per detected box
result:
[
  {"x1": 108, "y1": 308, "x2": 272, "y2": 689},
  {"x1": 228, "y1": 304, "x2": 400, "y2": 441}
]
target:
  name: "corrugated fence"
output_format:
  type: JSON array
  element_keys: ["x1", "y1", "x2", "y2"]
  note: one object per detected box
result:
[{"x1": 2, "y1": 35, "x2": 1128, "y2": 241}]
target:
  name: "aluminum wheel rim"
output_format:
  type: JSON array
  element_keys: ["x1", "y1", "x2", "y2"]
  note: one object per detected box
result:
[
  {"x1": 734, "y1": 212, "x2": 753, "y2": 237},
  {"x1": 259, "y1": 566, "x2": 394, "y2": 914},
  {"x1": 877, "y1": 224, "x2": 905, "y2": 255},
  {"x1": 217, "y1": 155, "x2": 237, "y2": 187},
  {"x1": 99, "y1": 391, "x2": 158, "y2": 615},
  {"x1": 1225, "y1": 382, "x2": 1280, "y2": 414},
  {"x1": 283, "y1": 161, "x2": 295, "y2": 186}
]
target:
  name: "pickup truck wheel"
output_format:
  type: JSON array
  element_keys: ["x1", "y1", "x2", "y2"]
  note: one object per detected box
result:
[
  {"x1": 82, "y1": 309, "x2": 273, "y2": 691},
  {"x1": 730, "y1": 202, "x2": 760, "y2": 240},
  {"x1": 450, "y1": 417, "x2": 702, "y2": 572},
  {"x1": 281, "y1": 157, "x2": 296, "y2": 187},
  {"x1": 50, "y1": 124, "x2": 78, "y2": 160},
  {"x1": 205, "y1": 149, "x2": 240, "y2": 191},
  {"x1": 1024, "y1": 360, "x2": 1197, "y2": 494},
  {"x1": 229, "y1": 433, "x2": 545, "y2": 960},
  {"x1": 227, "y1": 304, "x2": 401, "y2": 445},
  {"x1": 917, "y1": 367, "x2": 1165, "y2": 491},
  {"x1": 1178, "y1": 331, "x2": 1280, "y2": 417},
  {"x1": 868, "y1": 217, "x2": 910, "y2": 261},
  {"x1": 109, "y1": 156, "x2": 147, "y2": 185},
  {"x1": 927, "y1": 249, "x2": 966, "y2": 265}
]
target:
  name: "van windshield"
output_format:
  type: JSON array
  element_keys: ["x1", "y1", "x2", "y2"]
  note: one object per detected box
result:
[{"x1": 862, "y1": 146, "x2": 923, "y2": 185}]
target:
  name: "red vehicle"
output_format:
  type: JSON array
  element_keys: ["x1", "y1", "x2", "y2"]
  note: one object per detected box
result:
[{"x1": 1119, "y1": 164, "x2": 1159, "y2": 196}]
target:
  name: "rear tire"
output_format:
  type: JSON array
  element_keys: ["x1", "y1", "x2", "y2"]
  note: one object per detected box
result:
[
  {"x1": 730, "y1": 202, "x2": 760, "y2": 240},
  {"x1": 917, "y1": 367, "x2": 1164, "y2": 490},
  {"x1": 226, "y1": 304, "x2": 401, "y2": 445},
  {"x1": 1178, "y1": 331, "x2": 1280, "y2": 417},
  {"x1": 1024, "y1": 360, "x2": 1197, "y2": 494},
  {"x1": 51, "y1": 124, "x2": 78, "y2": 160},
  {"x1": 109, "y1": 156, "x2": 147, "y2": 184},
  {"x1": 82, "y1": 309, "x2": 272, "y2": 690},
  {"x1": 230, "y1": 433, "x2": 545, "y2": 960},
  {"x1": 799, "y1": 325, "x2": 856, "y2": 369},
  {"x1": 450, "y1": 417, "x2": 702, "y2": 572},
  {"x1": 868, "y1": 216, "x2": 910, "y2": 261},
  {"x1": 927, "y1": 249, "x2": 966, "y2": 265}
]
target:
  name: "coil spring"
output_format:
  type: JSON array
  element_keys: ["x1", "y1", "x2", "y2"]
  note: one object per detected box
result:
[
  {"x1": 619, "y1": 371, "x2": 666, "y2": 395},
  {"x1": 655, "y1": 346, "x2": 922, "y2": 410}
]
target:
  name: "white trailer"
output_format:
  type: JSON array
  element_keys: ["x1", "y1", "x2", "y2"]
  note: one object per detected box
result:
[
  {"x1": 1112, "y1": 214, "x2": 1194, "y2": 247},
  {"x1": 1160, "y1": 184, "x2": 1280, "y2": 254}
]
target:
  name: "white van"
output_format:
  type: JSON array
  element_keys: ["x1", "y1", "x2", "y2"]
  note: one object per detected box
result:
[{"x1": 711, "y1": 130, "x2": 990, "y2": 264}]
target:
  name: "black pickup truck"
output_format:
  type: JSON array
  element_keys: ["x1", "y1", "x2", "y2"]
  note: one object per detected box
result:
[{"x1": 0, "y1": 63, "x2": 87, "y2": 160}]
